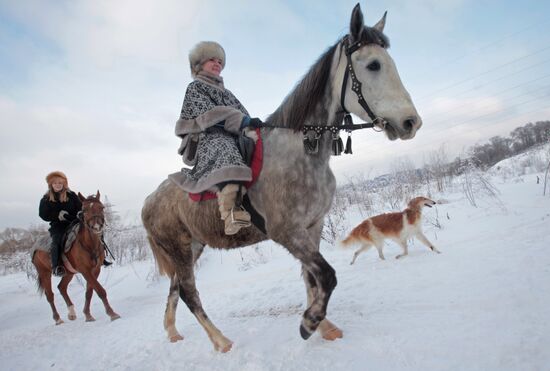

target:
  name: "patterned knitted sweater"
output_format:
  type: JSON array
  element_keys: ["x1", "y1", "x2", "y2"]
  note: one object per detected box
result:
[{"x1": 168, "y1": 72, "x2": 252, "y2": 194}]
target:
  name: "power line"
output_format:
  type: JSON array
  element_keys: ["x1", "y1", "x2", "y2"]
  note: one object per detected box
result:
[
  {"x1": 413, "y1": 19, "x2": 550, "y2": 80},
  {"x1": 422, "y1": 80, "x2": 550, "y2": 123},
  {"x1": 420, "y1": 61, "x2": 550, "y2": 117},
  {"x1": 417, "y1": 44, "x2": 550, "y2": 103}
]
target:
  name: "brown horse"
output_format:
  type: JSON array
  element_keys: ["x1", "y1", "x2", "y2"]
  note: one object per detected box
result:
[{"x1": 32, "y1": 191, "x2": 120, "y2": 325}]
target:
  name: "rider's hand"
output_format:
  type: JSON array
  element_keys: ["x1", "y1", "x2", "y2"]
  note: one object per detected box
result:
[
  {"x1": 248, "y1": 117, "x2": 263, "y2": 128},
  {"x1": 58, "y1": 210, "x2": 69, "y2": 221},
  {"x1": 240, "y1": 116, "x2": 263, "y2": 130}
]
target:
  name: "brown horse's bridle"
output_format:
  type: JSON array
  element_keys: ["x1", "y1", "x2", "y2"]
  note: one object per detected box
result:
[
  {"x1": 76, "y1": 201, "x2": 105, "y2": 264},
  {"x1": 79, "y1": 202, "x2": 105, "y2": 235}
]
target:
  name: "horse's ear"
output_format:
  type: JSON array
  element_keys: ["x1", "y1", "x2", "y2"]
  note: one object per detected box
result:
[
  {"x1": 96, "y1": 190, "x2": 100, "y2": 200},
  {"x1": 373, "y1": 11, "x2": 387, "y2": 32},
  {"x1": 349, "y1": 3, "x2": 364, "y2": 43},
  {"x1": 78, "y1": 192, "x2": 86, "y2": 201}
]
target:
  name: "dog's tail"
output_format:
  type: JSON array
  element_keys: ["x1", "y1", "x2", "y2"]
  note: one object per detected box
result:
[{"x1": 340, "y1": 233, "x2": 358, "y2": 248}]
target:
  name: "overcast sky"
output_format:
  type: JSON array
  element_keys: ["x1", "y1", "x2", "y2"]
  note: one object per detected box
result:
[{"x1": 1, "y1": 0, "x2": 549, "y2": 230}]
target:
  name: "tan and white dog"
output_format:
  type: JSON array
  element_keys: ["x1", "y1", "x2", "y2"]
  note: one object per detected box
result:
[{"x1": 341, "y1": 196, "x2": 441, "y2": 264}]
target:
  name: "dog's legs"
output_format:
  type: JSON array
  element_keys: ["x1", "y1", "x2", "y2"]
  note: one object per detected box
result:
[
  {"x1": 395, "y1": 240, "x2": 409, "y2": 259},
  {"x1": 350, "y1": 243, "x2": 372, "y2": 265},
  {"x1": 415, "y1": 231, "x2": 440, "y2": 254},
  {"x1": 374, "y1": 242, "x2": 385, "y2": 260}
]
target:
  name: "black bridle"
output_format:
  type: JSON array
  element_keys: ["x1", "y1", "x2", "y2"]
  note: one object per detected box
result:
[
  {"x1": 78, "y1": 203, "x2": 105, "y2": 234},
  {"x1": 339, "y1": 35, "x2": 387, "y2": 131},
  {"x1": 300, "y1": 35, "x2": 387, "y2": 155}
]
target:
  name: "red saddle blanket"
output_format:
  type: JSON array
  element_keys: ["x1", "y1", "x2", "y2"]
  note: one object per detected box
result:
[{"x1": 189, "y1": 128, "x2": 263, "y2": 202}]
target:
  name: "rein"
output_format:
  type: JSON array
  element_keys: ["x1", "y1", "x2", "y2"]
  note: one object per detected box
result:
[
  {"x1": 263, "y1": 35, "x2": 386, "y2": 156},
  {"x1": 76, "y1": 209, "x2": 104, "y2": 264}
]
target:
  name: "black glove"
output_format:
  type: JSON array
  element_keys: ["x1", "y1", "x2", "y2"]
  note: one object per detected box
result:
[
  {"x1": 248, "y1": 117, "x2": 263, "y2": 128},
  {"x1": 241, "y1": 116, "x2": 263, "y2": 130}
]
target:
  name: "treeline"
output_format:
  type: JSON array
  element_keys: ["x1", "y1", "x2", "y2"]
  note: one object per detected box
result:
[{"x1": 465, "y1": 120, "x2": 550, "y2": 169}]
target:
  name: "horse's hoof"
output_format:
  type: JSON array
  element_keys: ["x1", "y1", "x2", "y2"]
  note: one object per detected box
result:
[
  {"x1": 322, "y1": 327, "x2": 344, "y2": 341},
  {"x1": 85, "y1": 317, "x2": 96, "y2": 322},
  {"x1": 55, "y1": 319, "x2": 64, "y2": 325},
  {"x1": 169, "y1": 335, "x2": 184, "y2": 343},
  {"x1": 300, "y1": 324, "x2": 313, "y2": 340},
  {"x1": 68, "y1": 314, "x2": 77, "y2": 321},
  {"x1": 110, "y1": 313, "x2": 121, "y2": 321},
  {"x1": 217, "y1": 341, "x2": 233, "y2": 353}
]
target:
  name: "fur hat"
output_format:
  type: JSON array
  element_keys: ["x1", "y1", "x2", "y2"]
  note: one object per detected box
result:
[
  {"x1": 189, "y1": 41, "x2": 226, "y2": 77},
  {"x1": 46, "y1": 171, "x2": 68, "y2": 188}
]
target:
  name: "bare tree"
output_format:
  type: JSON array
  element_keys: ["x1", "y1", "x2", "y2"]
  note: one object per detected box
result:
[{"x1": 425, "y1": 145, "x2": 449, "y2": 192}]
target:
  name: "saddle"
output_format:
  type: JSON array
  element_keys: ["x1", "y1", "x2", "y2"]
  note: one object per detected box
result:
[
  {"x1": 62, "y1": 221, "x2": 80, "y2": 253},
  {"x1": 188, "y1": 128, "x2": 263, "y2": 202}
]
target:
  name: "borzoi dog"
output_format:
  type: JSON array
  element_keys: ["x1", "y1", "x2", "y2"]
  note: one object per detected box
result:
[{"x1": 341, "y1": 196, "x2": 441, "y2": 264}]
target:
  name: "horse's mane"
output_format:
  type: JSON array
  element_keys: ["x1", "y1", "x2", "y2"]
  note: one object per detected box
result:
[{"x1": 266, "y1": 26, "x2": 389, "y2": 131}]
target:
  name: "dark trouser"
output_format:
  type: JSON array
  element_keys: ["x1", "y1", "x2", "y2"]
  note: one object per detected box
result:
[{"x1": 49, "y1": 229, "x2": 64, "y2": 269}]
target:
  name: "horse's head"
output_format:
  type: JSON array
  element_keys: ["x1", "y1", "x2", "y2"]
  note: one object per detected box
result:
[
  {"x1": 337, "y1": 4, "x2": 421, "y2": 140},
  {"x1": 78, "y1": 191, "x2": 105, "y2": 234}
]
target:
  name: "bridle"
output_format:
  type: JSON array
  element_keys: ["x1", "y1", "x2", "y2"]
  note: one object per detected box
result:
[
  {"x1": 339, "y1": 35, "x2": 387, "y2": 132},
  {"x1": 299, "y1": 35, "x2": 387, "y2": 155},
  {"x1": 256, "y1": 34, "x2": 389, "y2": 155},
  {"x1": 78, "y1": 202, "x2": 105, "y2": 235}
]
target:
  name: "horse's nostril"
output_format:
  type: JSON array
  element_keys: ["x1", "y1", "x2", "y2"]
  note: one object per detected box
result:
[{"x1": 403, "y1": 117, "x2": 417, "y2": 132}]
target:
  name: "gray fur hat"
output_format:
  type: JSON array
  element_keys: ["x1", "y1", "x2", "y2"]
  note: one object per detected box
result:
[{"x1": 189, "y1": 41, "x2": 226, "y2": 77}]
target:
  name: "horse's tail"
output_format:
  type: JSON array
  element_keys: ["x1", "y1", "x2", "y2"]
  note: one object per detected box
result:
[
  {"x1": 31, "y1": 252, "x2": 45, "y2": 296},
  {"x1": 36, "y1": 275, "x2": 45, "y2": 295},
  {"x1": 148, "y1": 236, "x2": 175, "y2": 277}
]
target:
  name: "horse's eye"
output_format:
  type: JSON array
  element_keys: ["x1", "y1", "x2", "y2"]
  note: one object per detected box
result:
[{"x1": 367, "y1": 61, "x2": 380, "y2": 71}]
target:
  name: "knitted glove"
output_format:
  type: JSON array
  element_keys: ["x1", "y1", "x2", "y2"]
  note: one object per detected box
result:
[{"x1": 58, "y1": 210, "x2": 69, "y2": 221}]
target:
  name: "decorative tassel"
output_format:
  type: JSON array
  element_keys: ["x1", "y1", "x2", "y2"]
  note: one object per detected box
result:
[
  {"x1": 344, "y1": 114, "x2": 353, "y2": 126},
  {"x1": 344, "y1": 134, "x2": 352, "y2": 154},
  {"x1": 332, "y1": 135, "x2": 344, "y2": 156}
]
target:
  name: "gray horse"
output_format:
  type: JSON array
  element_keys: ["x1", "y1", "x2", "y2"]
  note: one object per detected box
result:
[{"x1": 142, "y1": 3, "x2": 421, "y2": 352}]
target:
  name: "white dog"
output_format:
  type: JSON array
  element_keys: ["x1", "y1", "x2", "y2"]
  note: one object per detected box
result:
[{"x1": 341, "y1": 197, "x2": 441, "y2": 264}]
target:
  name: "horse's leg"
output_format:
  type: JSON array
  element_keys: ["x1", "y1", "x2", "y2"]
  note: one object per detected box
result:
[
  {"x1": 164, "y1": 273, "x2": 184, "y2": 342},
  {"x1": 304, "y1": 221, "x2": 343, "y2": 341},
  {"x1": 272, "y1": 223, "x2": 337, "y2": 339},
  {"x1": 191, "y1": 239, "x2": 205, "y2": 264},
  {"x1": 82, "y1": 268, "x2": 120, "y2": 321},
  {"x1": 83, "y1": 278, "x2": 96, "y2": 322},
  {"x1": 37, "y1": 267, "x2": 64, "y2": 325},
  {"x1": 168, "y1": 238, "x2": 233, "y2": 352},
  {"x1": 57, "y1": 273, "x2": 76, "y2": 320}
]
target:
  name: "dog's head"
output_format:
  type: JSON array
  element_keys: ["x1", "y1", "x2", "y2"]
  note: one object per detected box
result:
[{"x1": 408, "y1": 196, "x2": 436, "y2": 209}]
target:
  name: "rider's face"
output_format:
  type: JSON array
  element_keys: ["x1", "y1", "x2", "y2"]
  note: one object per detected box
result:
[
  {"x1": 51, "y1": 178, "x2": 64, "y2": 192},
  {"x1": 202, "y1": 58, "x2": 223, "y2": 76}
]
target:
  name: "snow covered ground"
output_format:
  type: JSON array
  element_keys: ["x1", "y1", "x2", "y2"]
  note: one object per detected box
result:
[{"x1": 1, "y1": 169, "x2": 549, "y2": 371}]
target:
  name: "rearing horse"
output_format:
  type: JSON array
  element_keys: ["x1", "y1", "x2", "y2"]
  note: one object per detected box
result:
[
  {"x1": 142, "y1": 4, "x2": 421, "y2": 352},
  {"x1": 32, "y1": 191, "x2": 120, "y2": 324}
]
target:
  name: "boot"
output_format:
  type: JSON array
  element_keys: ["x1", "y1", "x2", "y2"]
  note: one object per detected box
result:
[
  {"x1": 217, "y1": 184, "x2": 251, "y2": 235},
  {"x1": 53, "y1": 265, "x2": 66, "y2": 277},
  {"x1": 50, "y1": 233, "x2": 65, "y2": 277},
  {"x1": 100, "y1": 235, "x2": 113, "y2": 267}
]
